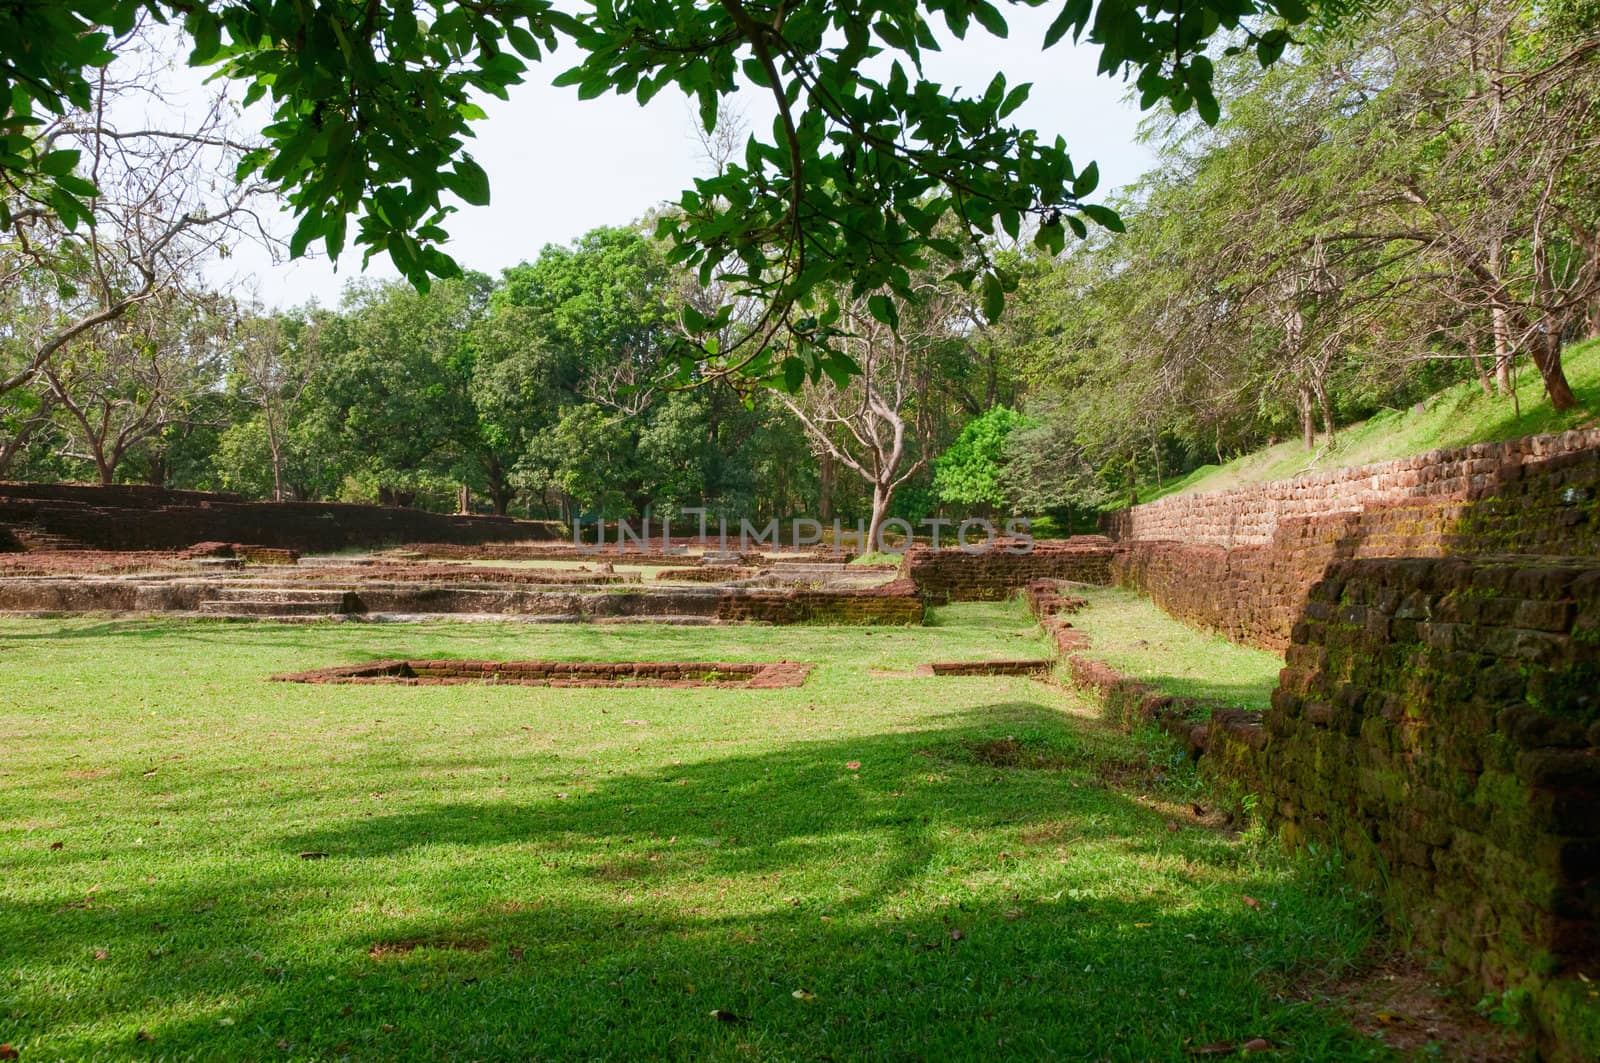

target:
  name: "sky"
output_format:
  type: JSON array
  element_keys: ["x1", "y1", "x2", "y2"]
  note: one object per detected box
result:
[{"x1": 203, "y1": 7, "x2": 1157, "y2": 309}]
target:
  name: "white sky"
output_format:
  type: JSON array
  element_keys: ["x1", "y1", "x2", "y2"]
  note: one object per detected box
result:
[{"x1": 202, "y1": 7, "x2": 1155, "y2": 309}]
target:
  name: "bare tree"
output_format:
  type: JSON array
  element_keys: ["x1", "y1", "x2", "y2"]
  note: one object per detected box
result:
[
  {"x1": 43, "y1": 291, "x2": 226, "y2": 485},
  {"x1": 230, "y1": 311, "x2": 318, "y2": 501},
  {"x1": 777, "y1": 288, "x2": 946, "y2": 549},
  {"x1": 0, "y1": 19, "x2": 273, "y2": 467}
]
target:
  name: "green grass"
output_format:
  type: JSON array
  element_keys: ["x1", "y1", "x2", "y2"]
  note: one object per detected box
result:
[
  {"x1": 848, "y1": 551, "x2": 906, "y2": 566},
  {"x1": 1140, "y1": 338, "x2": 1600, "y2": 504},
  {"x1": 1060, "y1": 586, "x2": 1285, "y2": 711},
  {"x1": 0, "y1": 605, "x2": 1387, "y2": 1060}
]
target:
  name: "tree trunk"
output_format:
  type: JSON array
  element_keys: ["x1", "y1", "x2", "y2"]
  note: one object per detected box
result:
[
  {"x1": 1529, "y1": 330, "x2": 1579, "y2": 412},
  {"x1": 1297, "y1": 385, "x2": 1315, "y2": 451},
  {"x1": 866, "y1": 483, "x2": 891, "y2": 553},
  {"x1": 818, "y1": 452, "x2": 834, "y2": 523},
  {"x1": 1489, "y1": 244, "x2": 1514, "y2": 395},
  {"x1": 1313, "y1": 379, "x2": 1336, "y2": 443},
  {"x1": 265, "y1": 413, "x2": 285, "y2": 501},
  {"x1": 1468, "y1": 330, "x2": 1493, "y2": 395}
]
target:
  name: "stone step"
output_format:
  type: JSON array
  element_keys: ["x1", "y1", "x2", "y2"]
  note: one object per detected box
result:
[
  {"x1": 766, "y1": 563, "x2": 852, "y2": 579},
  {"x1": 8, "y1": 522, "x2": 86, "y2": 552},
  {"x1": 197, "y1": 598, "x2": 347, "y2": 617},
  {"x1": 208, "y1": 586, "x2": 352, "y2": 602}
]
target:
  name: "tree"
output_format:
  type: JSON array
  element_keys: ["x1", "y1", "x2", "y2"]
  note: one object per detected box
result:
[
  {"x1": 933, "y1": 405, "x2": 1033, "y2": 510},
  {"x1": 43, "y1": 291, "x2": 226, "y2": 484},
  {"x1": 776, "y1": 288, "x2": 946, "y2": 548},
  {"x1": 1, "y1": 19, "x2": 268, "y2": 469},
  {"x1": 3, "y1": 0, "x2": 1332, "y2": 384},
  {"x1": 300, "y1": 274, "x2": 489, "y2": 506},
  {"x1": 495, "y1": 226, "x2": 678, "y2": 415},
  {"x1": 999, "y1": 405, "x2": 1115, "y2": 520},
  {"x1": 228, "y1": 312, "x2": 318, "y2": 501}
]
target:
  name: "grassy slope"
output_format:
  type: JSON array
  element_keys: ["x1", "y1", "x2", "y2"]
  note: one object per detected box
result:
[
  {"x1": 1143, "y1": 337, "x2": 1600, "y2": 504},
  {"x1": 0, "y1": 606, "x2": 1388, "y2": 1060},
  {"x1": 1060, "y1": 586, "x2": 1285, "y2": 711}
]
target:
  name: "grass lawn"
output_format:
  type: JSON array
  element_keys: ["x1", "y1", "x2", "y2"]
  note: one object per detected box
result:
[
  {"x1": 1138, "y1": 336, "x2": 1600, "y2": 505},
  {"x1": 1, "y1": 604, "x2": 1386, "y2": 1060},
  {"x1": 1060, "y1": 586, "x2": 1286, "y2": 711}
]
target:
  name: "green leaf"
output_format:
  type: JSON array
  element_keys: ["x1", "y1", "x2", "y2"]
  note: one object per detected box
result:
[
  {"x1": 867, "y1": 293, "x2": 900, "y2": 330},
  {"x1": 1073, "y1": 160, "x2": 1099, "y2": 197},
  {"x1": 781, "y1": 355, "x2": 806, "y2": 393},
  {"x1": 1043, "y1": 0, "x2": 1092, "y2": 49},
  {"x1": 971, "y1": 3, "x2": 1008, "y2": 38},
  {"x1": 38, "y1": 149, "x2": 80, "y2": 177},
  {"x1": 998, "y1": 83, "x2": 1031, "y2": 119},
  {"x1": 55, "y1": 173, "x2": 97, "y2": 198},
  {"x1": 447, "y1": 156, "x2": 491, "y2": 206},
  {"x1": 1081, "y1": 203, "x2": 1124, "y2": 232},
  {"x1": 982, "y1": 272, "x2": 1004, "y2": 322}
]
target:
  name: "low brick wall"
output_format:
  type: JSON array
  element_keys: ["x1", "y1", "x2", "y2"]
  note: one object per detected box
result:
[
  {"x1": 1103, "y1": 429, "x2": 1600, "y2": 547},
  {"x1": 272, "y1": 658, "x2": 814, "y2": 689},
  {"x1": 1259, "y1": 556, "x2": 1599, "y2": 1060},
  {"x1": 1032, "y1": 560, "x2": 1598, "y2": 1058},
  {"x1": 904, "y1": 537, "x2": 1116, "y2": 603},
  {"x1": 655, "y1": 566, "x2": 760, "y2": 582},
  {"x1": 0, "y1": 482, "x2": 561, "y2": 553},
  {"x1": 0, "y1": 573, "x2": 925, "y2": 625},
  {"x1": 714, "y1": 578, "x2": 925, "y2": 625},
  {"x1": 1108, "y1": 433, "x2": 1600, "y2": 650}
]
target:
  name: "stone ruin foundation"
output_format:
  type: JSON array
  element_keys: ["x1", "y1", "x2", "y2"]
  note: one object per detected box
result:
[{"x1": 272, "y1": 658, "x2": 814, "y2": 688}]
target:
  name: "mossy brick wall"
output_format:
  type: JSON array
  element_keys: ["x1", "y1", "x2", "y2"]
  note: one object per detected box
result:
[
  {"x1": 714, "y1": 579, "x2": 925, "y2": 624},
  {"x1": 1262, "y1": 556, "x2": 1599, "y2": 1060},
  {"x1": 1108, "y1": 433, "x2": 1600, "y2": 650},
  {"x1": 0, "y1": 574, "x2": 926, "y2": 625},
  {"x1": 0, "y1": 482, "x2": 560, "y2": 552},
  {"x1": 1102, "y1": 429, "x2": 1600, "y2": 547},
  {"x1": 904, "y1": 537, "x2": 1116, "y2": 603}
]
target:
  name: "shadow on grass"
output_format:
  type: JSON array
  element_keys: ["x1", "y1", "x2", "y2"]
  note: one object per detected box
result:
[{"x1": 1, "y1": 703, "x2": 1386, "y2": 1061}]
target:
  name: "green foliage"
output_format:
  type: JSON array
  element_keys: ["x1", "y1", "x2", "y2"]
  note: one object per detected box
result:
[
  {"x1": 994, "y1": 0, "x2": 1600, "y2": 502},
  {"x1": 933, "y1": 405, "x2": 1033, "y2": 509},
  {"x1": 562, "y1": 0, "x2": 1323, "y2": 384},
  {"x1": 297, "y1": 273, "x2": 490, "y2": 503},
  {"x1": 1, "y1": 0, "x2": 1329, "y2": 375},
  {"x1": 1138, "y1": 337, "x2": 1600, "y2": 505},
  {"x1": 0, "y1": 1, "x2": 135, "y2": 231},
  {"x1": 182, "y1": 0, "x2": 574, "y2": 290}
]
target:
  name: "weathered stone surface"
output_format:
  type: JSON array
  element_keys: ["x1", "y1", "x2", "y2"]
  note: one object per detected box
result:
[
  {"x1": 903, "y1": 537, "x2": 1116, "y2": 603},
  {"x1": 0, "y1": 481, "x2": 562, "y2": 552},
  {"x1": 1248, "y1": 556, "x2": 1600, "y2": 1061},
  {"x1": 1104, "y1": 430, "x2": 1600, "y2": 650},
  {"x1": 273, "y1": 658, "x2": 814, "y2": 688}
]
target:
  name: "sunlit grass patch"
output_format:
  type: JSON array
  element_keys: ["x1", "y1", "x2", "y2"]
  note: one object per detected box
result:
[{"x1": 0, "y1": 606, "x2": 1386, "y2": 1059}]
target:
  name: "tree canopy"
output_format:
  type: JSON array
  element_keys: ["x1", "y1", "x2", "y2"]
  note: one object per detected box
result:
[{"x1": 2, "y1": 0, "x2": 1332, "y2": 388}]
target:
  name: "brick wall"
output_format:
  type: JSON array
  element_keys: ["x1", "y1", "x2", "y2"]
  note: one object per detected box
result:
[
  {"x1": 1258, "y1": 556, "x2": 1599, "y2": 1060},
  {"x1": 715, "y1": 578, "x2": 925, "y2": 624},
  {"x1": 0, "y1": 573, "x2": 926, "y2": 625},
  {"x1": 1102, "y1": 429, "x2": 1600, "y2": 547},
  {"x1": 1107, "y1": 433, "x2": 1600, "y2": 650},
  {"x1": 904, "y1": 537, "x2": 1116, "y2": 603},
  {"x1": 0, "y1": 482, "x2": 561, "y2": 552}
]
